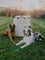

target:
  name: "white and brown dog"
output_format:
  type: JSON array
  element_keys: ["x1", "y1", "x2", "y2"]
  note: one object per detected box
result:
[{"x1": 16, "y1": 26, "x2": 43, "y2": 48}]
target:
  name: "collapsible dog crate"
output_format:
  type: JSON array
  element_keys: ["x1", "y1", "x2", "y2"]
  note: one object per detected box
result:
[{"x1": 14, "y1": 15, "x2": 31, "y2": 36}]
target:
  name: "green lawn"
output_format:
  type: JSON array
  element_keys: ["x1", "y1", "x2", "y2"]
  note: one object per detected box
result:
[{"x1": 0, "y1": 17, "x2": 45, "y2": 60}]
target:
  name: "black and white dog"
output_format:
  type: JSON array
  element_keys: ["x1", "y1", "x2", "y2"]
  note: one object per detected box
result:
[{"x1": 16, "y1": 26, "x2": 43, "y2": 48}]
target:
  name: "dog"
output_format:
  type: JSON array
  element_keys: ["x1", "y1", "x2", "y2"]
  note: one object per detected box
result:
[
  {"x1": 16, "y1": 26, "x2": 43, "y2": 48},
  {"x1": 2, "y1": 24, "x2": 19, "y2": 43},
  {"x1": 16, "y1": 26, "x2": 34, "y2": 48}
]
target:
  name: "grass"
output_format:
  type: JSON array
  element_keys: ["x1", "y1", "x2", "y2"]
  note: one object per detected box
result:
[{"x1": 0, "y1": 17, "x2": 45, "y2": 60}]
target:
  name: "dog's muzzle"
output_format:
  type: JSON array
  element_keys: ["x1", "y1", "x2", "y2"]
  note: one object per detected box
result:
[{"x1": 11, "y1": 30, "x2": 14, "y2": 32}]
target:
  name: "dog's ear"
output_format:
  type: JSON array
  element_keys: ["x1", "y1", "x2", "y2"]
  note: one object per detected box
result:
[
  {"x1": 9, "y1": 24, "x2": 12, "y2": 29},
  {"x1": 13, "y1": 24, "x2": 16, "y2": 28},
  {"x1": 28, "y1": 29, "x2": 31, "y2": 35}
]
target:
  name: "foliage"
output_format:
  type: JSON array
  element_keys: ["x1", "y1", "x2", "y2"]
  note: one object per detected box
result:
[
  {"x1": 31, "y1": 10, "x2": 45, "y2": 19},
  {"x1": 0, "y1": 11, "x2": 6, "y2": 16},
  {"x1": 0, "y1": 8, "x2": 45, "y2": 19}
]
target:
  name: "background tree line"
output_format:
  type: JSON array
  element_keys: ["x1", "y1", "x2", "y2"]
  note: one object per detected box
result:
[{"x1": 0, "y1": 8, "x2": 45, "y2": 19}]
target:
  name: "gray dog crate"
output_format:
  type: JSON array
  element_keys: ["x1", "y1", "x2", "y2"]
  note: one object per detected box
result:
[{"x1": 13, "y1": 15, "x2": 31, "y2": 36}]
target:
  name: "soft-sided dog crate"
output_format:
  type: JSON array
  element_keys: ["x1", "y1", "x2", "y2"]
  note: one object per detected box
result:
[{"x1": 13, "y1": 15, "x2": 31, "y2": 36}]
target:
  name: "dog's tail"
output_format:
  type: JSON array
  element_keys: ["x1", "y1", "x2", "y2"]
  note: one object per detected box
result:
[{"x1": 2, "y1": 31, "x2": 9, "y2": 35}]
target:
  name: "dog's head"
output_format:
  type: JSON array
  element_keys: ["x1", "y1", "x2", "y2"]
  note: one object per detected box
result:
[
  {"x1": 23, "y1": 26, "x2": 31, "y2": 36},
  {"x1": 9, "y1": 24, "x2": 16, "y2": 36}
]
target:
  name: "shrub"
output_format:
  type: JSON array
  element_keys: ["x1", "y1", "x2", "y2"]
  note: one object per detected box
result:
[{"x1": 0, "y1": 11, "x2": 6, "y2": 16}]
